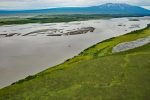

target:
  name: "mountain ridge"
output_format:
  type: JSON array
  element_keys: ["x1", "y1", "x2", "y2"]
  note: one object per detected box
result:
[{"x1": 0, "y1": 3, "x2": 150, "y2": 16}]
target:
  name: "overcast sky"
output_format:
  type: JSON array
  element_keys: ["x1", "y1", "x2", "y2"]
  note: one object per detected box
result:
[{"x1": 0, "y1": 0, "x2": 150, "y2": 10}]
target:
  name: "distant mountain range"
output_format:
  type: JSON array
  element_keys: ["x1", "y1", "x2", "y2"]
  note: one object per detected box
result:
[{"x1": 0, "y1": 3, "x2": 150, "y2": 16}]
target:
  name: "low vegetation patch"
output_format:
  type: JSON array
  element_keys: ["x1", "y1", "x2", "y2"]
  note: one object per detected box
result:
[{"x1": 0, "y1": 15, "x2": 111, "y2": 25}]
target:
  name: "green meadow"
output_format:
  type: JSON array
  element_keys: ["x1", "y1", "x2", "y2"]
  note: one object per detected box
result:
[{"x1": 0, "y1": 25, "x2": 150, "y2": 100}]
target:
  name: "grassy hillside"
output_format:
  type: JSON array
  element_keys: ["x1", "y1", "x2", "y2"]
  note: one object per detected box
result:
[{"x1": 0, "y1": 25, "x2": 150, "y2": 100}]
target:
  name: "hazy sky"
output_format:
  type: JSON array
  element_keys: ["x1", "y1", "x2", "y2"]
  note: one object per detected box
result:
[{"x1": 0, "y1": 0, "x2": 150, "y2": 10}]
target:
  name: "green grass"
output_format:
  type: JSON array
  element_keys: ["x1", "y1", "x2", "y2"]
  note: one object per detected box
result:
[{"x1": 0, "y1": 24, "x2": 150, "y2": 100}]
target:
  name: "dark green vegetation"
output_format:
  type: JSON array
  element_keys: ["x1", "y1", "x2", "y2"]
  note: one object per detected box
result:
[
  {"x1": 0, "y1": 25, "x2": 150, "y2": 100},
  {"x1": 128, "y1": 19, "x2": 140, "y2": 21},
  {"x1": 0, "y1": 15, "x2": 111, "y2": 25}
]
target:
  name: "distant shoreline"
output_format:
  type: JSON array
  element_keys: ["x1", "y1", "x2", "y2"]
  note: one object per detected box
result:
[{"x1": 0, "y1": 14, "x2": 150, "y2": 26}]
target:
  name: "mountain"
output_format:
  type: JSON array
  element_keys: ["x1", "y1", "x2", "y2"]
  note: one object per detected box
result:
[
  {"x1": 89, "y1": 3, "x2": 150, "y2": 15},
  {"x1": 0, "y1": 3, "x2": 150, "y2": 16}
]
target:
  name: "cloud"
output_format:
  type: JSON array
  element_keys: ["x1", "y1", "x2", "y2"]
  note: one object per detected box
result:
[{"x1": 0, "y1": 0, "x2": 150, "y2": 10}]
